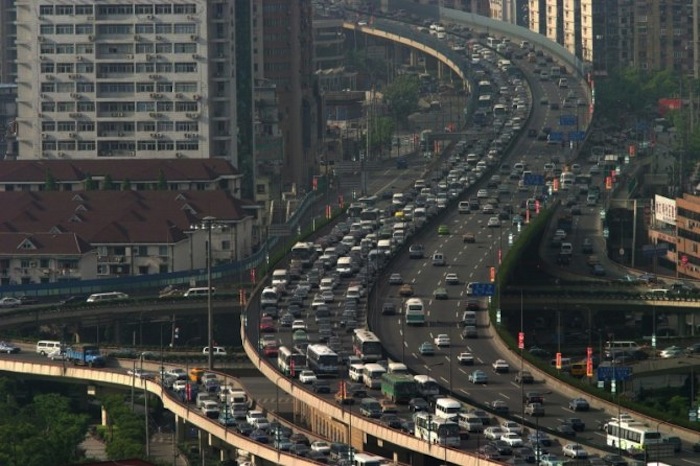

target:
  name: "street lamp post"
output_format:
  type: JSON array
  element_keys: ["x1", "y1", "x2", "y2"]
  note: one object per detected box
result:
[{"x1": 141, "y1": 352, "x2": 150, "y2": 458}]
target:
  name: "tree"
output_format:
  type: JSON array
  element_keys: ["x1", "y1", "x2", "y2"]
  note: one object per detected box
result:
[
  {"x1": 121, "y1": 178, "x2": 132, "y2": 190},
  {"x1": 367, "y1": 116, "x2": 395, "y2": 156},
  {"x1": 102, "y1": 174, "x2": 115, "y2": 190},
  {"x1": 383, "y1": 75, "x2": 420, "y2": 127},
  {"x1": 157, "y1": 170, "x2": 168, "y2": 190},
  {"x1": 83, "y1": 173, "x2": 98, "y2": 191},
  {"x1": 44, "y1": 169, "x2": 57, "y2": 191}
]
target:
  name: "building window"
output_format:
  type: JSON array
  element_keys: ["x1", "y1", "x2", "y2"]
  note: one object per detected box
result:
[
  {"x1": 55, "y1": 25, "x2": 74, "y2": 35},
  {"x1": 155, "y1": 23, "x2": 173, "y2": 34},
  {"x1": 40, "y1": 25, "x2": 54, "y2": 35},
  {"x1": 173, "y1": 4, "x2": 196, "y2": 14},
  {"x1": 138, "y1": 121, "x2": 156, "y2": 132},
  {"x1": 77, "y1": 101, "x2": 95, "y2": 112},
  {"x1": 41, "y1": 101, "x2": 56, "y2": 112},
  {"x1": 39, "y1": 5, "x2": 54, "y2": 15},
  {"x1": 174, "y1": 43, "x2": 197, "y2": 54},
  {"x1": 156, "y1": 82, "x2": 173, "y2": 92},
  {"x1": 76, "y1": 82, "x2": 95, "y2": 93},
  {"x1": 76, "y1": 44, "x2": 94, "y2": 54},
  {"x1": 40, "y1": 44, "x2": 55, "y2": 54},
  {"x1": 57, "y1": 102, "x2": 75, "y2": 112},
  {"x1": 156, "y1": 101, "x2": 173, "y2": 112},
  {"x1": 56, "y1": 44, "x2": 75, "y2": 54},
  {"x1": 175, "y1": 102, "x2": 198, "y2": 112},
  {"x1": 96, "y1": 24, "x2": 133, "y2": 35},
  {"x1": 175, "y1": 121, "x2": 199, "y2": 131},
  {"x1": 77, "y1": 122, "x2": 95, "y2": 131},
  {"x1": 174, "y1": 23, "x2": 197, "y2": 34},
  {"x1": 76, "y1": 63, "x2": 94, "y2": 73},
  {"x1": 55, "y1": 5, "x2": 74, "y2": 15},
  {"x1": 135, "y1": 63, "x2": 156, "y2": 73},
  {"x1": 136, "y1": 24, "x2": 155, "y2": 34},
  {"x1": 157, "y1": 121, "x2": 174, "y2": 132},
  {"x1": 57, "y1": 82, "x2": 73, "y2": 93},
  {"x1": 156, "y1": 43, "x2": 173, "y2": 54},
  {"x1": 175, "y1": 82, "x2": 197, "y2": 92},
  {"x1": 155, "y1": 4, "x2": 173, "y2": 14},
  {"x1": 75, "y1": 5, "x2": 93, "y2": 15},
  {"x1": 75, "y1": 24, "x2": 94, "y2": 35},
  {"x1": 174, "y1": 62, "x2": 197, "y2": 73},
  {"x1": 135, "y1": 5, "x2": 154, "y2": 15},
  {"x1": 42, "y1": 121, "x2": 56, "y2": 132},
  {"x1": 77, "y1": 141, "x2": 96, "y2": 151},
  {"x1": 97, "y1": 5, "x2": 134, "y2": 15},
  {"x1": 138, "y1": 141, "x2": 157, "y2": 150},
  {"x1": 57, "y1": 121, "x2": 76, "y2": 132},
  {"x1": 138, "y1": 246, "x2": 148, "y2": 256},
  {"x1": 136, "y1": 82, "x2": 155, "y2": 93},
  {"x1": 157, "y1": 141, "x2": 174, "y2": 151},
  {"x1": 41, "y1": 82, "x2": 55, "y2": 93},
  {"x1": 136, "y1": 101, "x2": 156, "y2": 112},
  {"x1": 42, "y1": 141, "x2": 57, "y2": 151},
  {"x1": 57, "y1": 141, "x2": 76, "y2": 151},
  {"x1": 176, "y1": 140, "x2": 199, "y2": 150},
  {"x1": 155, "y1": 63, "x2": 173, "y2": 73}
]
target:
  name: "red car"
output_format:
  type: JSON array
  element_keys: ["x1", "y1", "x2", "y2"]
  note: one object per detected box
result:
[
  {"x1": 263, "y1": 344, "x2": 279, "y2": 357},
  {"x1": 259, "y1": 317, "x2": 276, "y2": 333}
]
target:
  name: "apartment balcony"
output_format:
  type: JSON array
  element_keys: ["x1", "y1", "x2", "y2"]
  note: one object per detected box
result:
[{"x1": 97, "y1": 255, "x2": 127, "y2": 264}]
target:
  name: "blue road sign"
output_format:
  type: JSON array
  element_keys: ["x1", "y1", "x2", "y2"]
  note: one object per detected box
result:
[
  {"x1": 569, "y1": 131, "x2": 586, "y2": 141},
  {"x1": 548, "y1": 132, "x2": 564, "y2": 141},
  {"x1": 559, "y1": 115, "x2": 577, "y2": 126},
  {"x1": 596, "y1": 366, "x2": 633, "y2": 381},
  {"x1": 470, "y1": 283, "x2": 496, "y2": 297},
  {"x1": 523, "y1": 173, "x2": 545, "y2": 186}
]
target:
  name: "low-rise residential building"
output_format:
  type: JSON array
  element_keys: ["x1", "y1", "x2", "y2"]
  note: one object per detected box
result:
[{"x1": 0, "y1": 189, "x2": 254, "y2": 285}]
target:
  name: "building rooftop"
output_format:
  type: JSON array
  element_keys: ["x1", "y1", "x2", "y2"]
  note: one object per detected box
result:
[
  {"x1": 0, "y1": 159, "x2": 239, "y2": 184},
  {"x1": 0, "y1": 190, "x2": 248, "y2": 245}
]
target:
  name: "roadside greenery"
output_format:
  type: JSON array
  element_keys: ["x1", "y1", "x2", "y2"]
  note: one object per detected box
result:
[{"x1": 0, "y1": 378, "x2": 89, "y2": 466}]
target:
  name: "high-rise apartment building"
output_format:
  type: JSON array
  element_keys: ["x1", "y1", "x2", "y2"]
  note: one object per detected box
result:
[
  {"x1": 254, "y1": 0, "x2": 319, "y2": 192},
  {"x1": 14, "y1": 1, "x2": 239, "y2": 165},
  {"x1": 562, "y1": 0, "x2": 581, "y2": 58},
  {"x1": 0, "y1": 0, "x2": 17, "y2": 84}
]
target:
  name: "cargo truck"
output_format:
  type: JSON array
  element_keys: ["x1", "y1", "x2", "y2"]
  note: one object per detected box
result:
[{"x1": 65, "y1": 344, "x2": 106, "y2": 367}]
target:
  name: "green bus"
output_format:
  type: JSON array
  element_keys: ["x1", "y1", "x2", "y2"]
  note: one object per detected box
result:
[{"x1": 381, "y1": 373, "x2": 418, "y2": 404}]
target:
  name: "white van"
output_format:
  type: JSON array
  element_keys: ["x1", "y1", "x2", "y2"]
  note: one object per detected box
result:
[
  {"x1": 336, "y1": 256, "x2": 355, "y2": 277},
  {"x1": 86, "y1": 291, "x2": 129, "y2": 303},
  {"x1": 432, "y1": 253, "x2": 446, "y2": 266},
  {"x1": 377, "y1": 239, "x2": 393, "y2": 256},
  {"x1": 184, "y1": 287, "x2": 215, "y2": 298},
  {"x1": 392, "y1": 193, "x2": 405, "y2": 206},
  {"x1": 271, "y1": 269, "x2": 289, "y2": 288},
  {"x1": 458, "y1": 413, "x2": 484, "y2": 432},
  {"x1": 387, "y1": 362, "x2": 409, "y2": 375},
  {"x1": 348, "y1": 363, "x2": 365, "y2": 382},
  {"x1": 461, "y1": 311, "x2": 477, "y2": 326},
  {"x1": 362, "y1": 363, "x2": 387, "y2": 389},
  {"x1": 36, "y1": 340, "x2": 62, "y2": 356}
]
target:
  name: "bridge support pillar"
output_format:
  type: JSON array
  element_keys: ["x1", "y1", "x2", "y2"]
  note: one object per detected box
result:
[
  {"x1": 113, "y1": 320, "x2": 121, "y2": 344},
  {"x1": 175, "y1": 415, "x2": 186, "y2": 443},
  {"x1": 409, "y1": 49, "x2": 418, "y2": 67},
  {"x1": 438, "y1": 61, "x2": 444, "y2": 80},
  {"x1": 101, "y1": 405, "x2": 108, "y2": 426}
]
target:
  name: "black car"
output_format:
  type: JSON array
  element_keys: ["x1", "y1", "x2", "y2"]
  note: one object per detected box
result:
[
  {"x1": 379, "y1": 414, "x2": 403, "y2": 429},
  {"x1": 489, "y1": 440, "x2": 513, "y2": 456},
  {"x1": 556, "y1": 423, "x2": 576, "y2": 437},
  {"x1": 312, "y1": 380, "x2": 331, "y2": 394},
  {"x1": 58, "y1": 295, "x2": 86, "y2": 307},
  {"x1": 602, "y1": 454, "x2": 628, "y2": 466},
  {"x1": 566, "y1": 417, "x2": 585, "y2": 432},
  {"x1": 234, "y1": 421, "x2": 254, "y2": 436},
  {"x1": 687, "y1": 342, "x2": 700, "y2": 354},
  {"x1": 409, "y1": 397, "x2": 429, "y2": 412}
]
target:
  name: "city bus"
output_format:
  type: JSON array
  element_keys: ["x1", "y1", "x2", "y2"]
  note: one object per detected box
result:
[
  {"x1": 352, "y1": 453, "x2": 386, "y2": 466},
  {"x1": 277, "y1": 346, "x2": 306, "y2": 377},
  {"x1": 413, "y1": 375, "x2": 440, "y2": 397},
  {"x1": 404, "y1": 298, "x2": 425, "y2": 325},
  {"x1": 381, "y1": 373, "x2": 418, "y2": 403},
  {"x1": 306, "y1": 344, "x2": 339, "y2": 377},
  {"x1": 414, "y1": 412, "x2": 461, "y2": 446},
  {"x1": 605, "y1": 418, "x2": 662, "y2": 451},
  {"x1": 357, "y1": 195, "x2": 378, "y2": 208},
  {"x1": 352, "y1": 329, "x2": 383, "y2": 362},
  {"x1": 347, "y1": 203, "x2": 364, "y2": 218},
  {"x1": 290, "y1": 242, "x2": 316, "y2": 268}
]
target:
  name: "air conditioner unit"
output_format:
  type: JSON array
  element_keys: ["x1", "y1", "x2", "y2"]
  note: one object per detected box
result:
[
  {"x1": 118, "y1": 113, "x2": 124, "y2": 117},
  {"x1": 70, "y1": 93, "x2": 78, "y2": 99},
  {"x1": 193, "y1": 94, "x2": 200, "y2": 100},
  {"x1": 40, "y1": 55, "x2": 46, "y2": 61},
  {"x1": 69, "y1": 74, "x2": 79, "y2": 79},
  {"x1": 146, "y1": 54, "x2": 153, "y2": 61},
  {"x1": 112, "y1": 112, "x2": 119, "y2": 117},
  {"x1": 40, "y1": 93, "x2": 46, "y2": 98},
  {"x1": 176, "y1": 93, "x2": 183, "y2": 98},
  {"x1": 76, "y1": 55, "x2": 83, "y2": 61},
  {"x1": 150, "y1": 133, "x2": 157, "y2": 138},
  {"x1": 150, "y1": 93, "x2": 156, "y2": 98},
  {"x1": 149, "y1": 112, "x2": 157, "y2": 117},
  {"x1": 192, "y1": 54, "x2": 198, "y2": 59},
  {"x1": 30, "y1": 262, "x2": 37, "y2": 268},
  {"x1": 69, "y1": 133, "x2": 77, "y2": 138},
  {"x1": 118, "y1": 132, "x2": 124, "y2": 136},
  {"x1": 134, "y1": 35, "x2": 141, "y2": 41},
  {"x1": 58, "y1": 152, "x2": 66, "y2": 157},
  {"x1": 38, "y1": 113, "x2": 44, "y2": 118},
  {"x1": 156, "y1": 133, "x2": 162, "y2": 138},
  {"x1": 42, "y1": 134, "x2": 48, "y2": 139},
  {"x1": 147, "y1": 15, "x2": 154, "y2": 20},
  {"x1": 190, "y1": 35, "x2": 198, "y2": 41},
  {"x1": 184, "y1": 133, "x2": 191, "y2": 139},
  {"x1": 88, "y1": 35, "x2": 94, "y2": 41},
  {"x1": 46, "y1": 75, "x2": 54, "y2": 80},
  {"x1": 156, "y1": 35, "x2": 163, "y2": 41}
]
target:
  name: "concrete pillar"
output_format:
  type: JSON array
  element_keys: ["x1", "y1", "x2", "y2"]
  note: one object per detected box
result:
[
  {"x1": 409, "y1": 50, "x2": 418, "y2": 67},
  {"x1": 113, "y1": 320, "x2": 121, "y2": 344},
  {"x1": 438, "y1": 61, "x2": 444, "y2": 80},
  {"x1": 101, "y1": 405, "x2": 108, "y2": 426},
  {"x1": 175, "y1": 415, "x2": 186, "y2": 443}
]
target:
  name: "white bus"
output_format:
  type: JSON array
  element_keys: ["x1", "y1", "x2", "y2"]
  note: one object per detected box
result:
[
  {"x1": 605, "y1": 340, "x2": 642, "y2": 356},
  {"x1": 477, "y1": 94, "x2": 493, "y2": 109},
  {"x1": 352, "y1": 329, "x2": 383, "y2": 362},
  {"x1": 414, "y1": 375, "x2": 440, "y2": 397},
  {"x1": 560, "y1": 171, "x2": 575, "y2": 191},
  {"x1": 387, "y1": 362, "x2": 409, "y2": 375},
  {"x1": 277, "y1": 346, "x2": 306, "y2": 377},
  {"x1": 434, "y1": 397, "x2": 462, "y2": 421},
  {"x1": 493, "y1": 104, "x2": 507, "y2": 118},
  {"x1": 414, "y1": 412, "x2": 461, "y2": 446},
  {"x1": 290, "y1": 241, "x2": 316, "y2": 268},
  {"x1": 362, "y1": 363, "x2": 387, "y2": 389},
  {"x1": 352, "y1": 453, "x2": 385, "y2": 466},
  {"x1": 306, "y1": 344, "x2": 339, "y2": 377},
  {"x1": 404, "y1": 298, "x2": 425, "y2": 325},
  {"x1": 605, "y1": 418, "x2": 662, "y2": 451}
]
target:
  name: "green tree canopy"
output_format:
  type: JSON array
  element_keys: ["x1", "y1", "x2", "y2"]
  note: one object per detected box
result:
[
  {"x1": 383, "y1": 75, "x2": 420, "y2": 126},
  {"x1": 102, "y1": 174, "x2": 115, "y2": 190}
]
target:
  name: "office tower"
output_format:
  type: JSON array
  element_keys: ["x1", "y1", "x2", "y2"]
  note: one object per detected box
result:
[
  {"x1": 14, "y1": 1, "x2": 238, "y2": 165},
  {"x1": 0, "y1": 0, "x2": 17, "y2": 84}
]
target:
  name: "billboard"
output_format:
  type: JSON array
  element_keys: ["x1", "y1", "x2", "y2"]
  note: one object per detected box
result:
[
  {"x1": 654, "y1": 195, "x2": 676, "y2": 226},
  {"x1": 658, "y1": 98, "x2": 682, "y2": 116}
]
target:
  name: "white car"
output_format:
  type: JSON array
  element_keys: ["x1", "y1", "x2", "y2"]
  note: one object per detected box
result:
[
  {"x1": 562, "y1": 443, "x2": 588, "y2": 459},
  {"x1": 0, "y1": 297, "x2": 21, "y2": 308},
  {"x1": 47, "y1": 350, "x2": 67, "y2": 361},
  {"x1": 487, "y1": 216, "x2": 500, "y2": 228},
  {"x1": 291, "y1": 320, "x2": 307, "y2": 331},
  {"x1": 310, "y1": 440, "x2": 331, "y2": 454},
  {"x1": 500, "y1": 432, "x2": 523, "y2": 447},
  {"x1": 501, "y1": 420, "x2": 523, "y2": 435},
  {"x1": 320, "y1": 290, "x2": 335, "y2": 303},
  {"x1": 477, "y1": 189, "x2": 489, "y2": 199},
  {"x1": 457, "y1": 352, "x2": 474, "y2": 365},
  {"x1": 165, "y1": 368, "x2": 187, "y2": 380},
  {"x1": 484, "y1": 426, "x2": 505, "y2": 440},
  {"x1": 492, "y1": 359, "x2": 510, "y2": 373},
  {"x1": 553, "y1": 229, "x2": 567, "y2": 240},
  {"x1": 445, "y1": 273, "x2": 459, "y2": 285},
  {"x1": 434, "y1": 334, "x2": 451, "y2": 347},
  {"x1": 299, "y1": 370, "x2": 317, "y2": 384},
  {"x1": 246, "y1": 410, "x2": 270, "y2": 431},
  {"x1": 172, "y1": 380, "x2": 188, "y2": 392}
]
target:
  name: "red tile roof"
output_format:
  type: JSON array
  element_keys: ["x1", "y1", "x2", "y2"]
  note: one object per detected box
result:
[
  {"x1": 0, "y1": 191, "x2": 248, "y2": 245},
  {"x1": 0, "y1": 232, "x2": 91, "y2": 256},
  {"x1": 0, "y1": 159, "x2": 239, "y2": 183}
]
